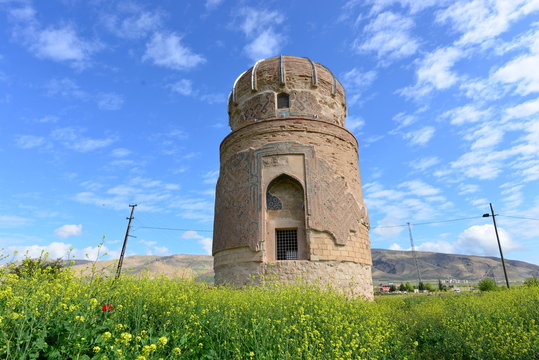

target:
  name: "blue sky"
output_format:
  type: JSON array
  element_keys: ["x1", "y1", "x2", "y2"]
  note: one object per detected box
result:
[{"x1": 1, "y1": 0, "x2": 539, "y2": 266}]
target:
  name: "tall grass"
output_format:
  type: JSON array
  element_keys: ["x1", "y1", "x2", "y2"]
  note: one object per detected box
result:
[{"x1": 0, "y1": 264, "x2": 537, "y2": 359}]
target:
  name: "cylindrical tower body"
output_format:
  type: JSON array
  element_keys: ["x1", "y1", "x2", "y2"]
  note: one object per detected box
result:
[{"x1": 213, "y1": 56, "x2": 372, "y2": 298}]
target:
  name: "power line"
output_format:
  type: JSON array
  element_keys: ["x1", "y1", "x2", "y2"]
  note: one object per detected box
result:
[
  {"x1": 371, "y1": 215, "x2": 483, "y2": 229},
  {"x1": 498, "y1": 214, "x2": 539, "y2": 221},
  {"x1": 136, "y1": 226, "x2": 213, "y2": 233},
  {"x1": 129, "y1": 214, "x2": 537, "y2": 234}
]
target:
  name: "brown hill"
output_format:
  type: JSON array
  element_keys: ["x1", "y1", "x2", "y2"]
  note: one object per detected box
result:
[
  {"x1": 68, "y1": 250, "x2": 539, "y2": 284},
  {"x1": 371, "y1": 249, "x2": 539, "y2": 282}
]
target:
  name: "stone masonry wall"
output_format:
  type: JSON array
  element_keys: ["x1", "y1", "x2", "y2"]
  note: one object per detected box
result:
[
  {"x1": 214, "y1": 260, "x2": 374, "y2": 300},
  {"x1": 229, "y1": 56, "x2": 346, "y2": 130}
]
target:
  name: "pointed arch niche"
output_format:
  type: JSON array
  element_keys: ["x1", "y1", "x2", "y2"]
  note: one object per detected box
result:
[{"x1": 265, "y1": 174, "x2": 308, "y2": 261}]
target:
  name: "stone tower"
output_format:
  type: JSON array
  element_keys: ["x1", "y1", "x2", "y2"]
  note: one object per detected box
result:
[{"x1": 213, "y1": 56, "x2": 372, "y2": 298}]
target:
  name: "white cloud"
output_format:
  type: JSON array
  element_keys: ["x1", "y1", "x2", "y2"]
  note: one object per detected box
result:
[
  {"x1": 415, "y1": 240, "x2": 456, "y2": 254},
  {"x1": 169, "y1": 79, "x2": 193, "y2": 96},
  {"x1": 355, "y1": 11, "x2": 418, "y2": 61},
  {"x1": 441, "y1": 105, "x2": 491, "y2": 125},
  {"x1": 111, "y1": 148, "x2": 131, "y2": 158},
  {"x1": 31, "y1": 26, "x2": 99, "y2": 64},
  {"x1": 365, "y1": 180, "x2": 450, "y2": 238},
  {"x1": 436, "y1": 0, "x2": 539, "y2": 46},
  {"x1": 203, "y1": 170, "x2": 219, "y2": 185},
  {"x1": 15, "y1": 135, "x2": 46, "y2": 149},
  {"x1": 139, "y1": 239, "x2": 169, "y2": 256},
  {"x1": 97, "y1": 93, "x2": 124, "y2": 110},
  {"x1": 0, "y1": 215, "x2": 31, "y2": 228},
  {"x1": 182, "y1": 230, "x2": 212, "y2": 254},
  {"x1": 103, "y1": 9, "x2": 162, "y2": 39},
  {"x1": 74, "y1": 176, "x2": 182, "y2": 213},
  {"x1": 400, "y1": 46, "x2": 463, "y2": 98},
  {"x1": 342, "y1": 68, "x2": 377, "y2": 105},
  {"x1": 6, "y1": 242, "x2": 73, "y2": 260},
  {"x1": 9, "y1": 6, "x2": 100, "y2": 67},
  {"x1": 244, "y1": 28, "x2": 283, "y2": 61},
  {"x1": 168, "y1": 79, "x2": 224, "y2": 104},
  {"x1": 5, "y1": 241, "x2": 115, "y2": 261},
  {"x1": 205, "y1": 0, "x2": 224, "y2": 10},
  {"x1": 505, "y1": 97, "x2": 539, "y2": 119},
  {"x1": 458, "y1": 184, "x2": 480, "y2": 195},
  {"x1": 399, "y1": 180, "x2": 441, "y2": 197},
  {"x1": 466, "y1": 125, "x2": 504, "y2": 150},
  {"x1": 346, "y1": 116, "x2": 366, "y2": 132},
  {"x1": 387, "y1": 224, "x2": 522, "y2": 257},
  {"x1": 409, "y1": 156, "x2": 440, "y2": 171},
  {"x1": 54, "y1": 224, "x2": 82, "y2": 238},
  {"x1": 493, "y1": 53, "x2": 539, "y2": 95},
  {"x1": 45, "y1": 78, "x2": 86, "y2": 98},
  {"x1": 403, "y1": 126, "x2": 435, "y2": 146},
  {"x1": 367, "y1": 0, "x2": 439, "y2": 15},
  {"x1": 456, "y1": 224, "x2": 521, "y2": 256},
  {"x1": 238, "y1": 7, "x2": 284, "y2": 37},
  {"x1": 237, "y1": 7, "x2": 285, "y2": 61},
  {"x1": 143, "y1": 32, "x2": 206, "y2": 70},
  {"x1": 51, "y1": 127, "x2": 117, "y2": 152},
  {"x1": 391, "y1": 112, "x2": 417, "y2": 131}
]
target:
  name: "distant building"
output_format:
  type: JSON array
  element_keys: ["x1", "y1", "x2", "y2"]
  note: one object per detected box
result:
[{"x1": 213, "y1": 56, "x2": 372, "y2": 299}]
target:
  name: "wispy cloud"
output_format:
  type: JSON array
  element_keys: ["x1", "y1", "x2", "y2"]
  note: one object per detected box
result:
[
  {"x1": 74, "y1": 176, "x2": 182, "y2": 213},
  {"x1": 97, "y1": 92, "x2": 124, "y2": 110},
  {"x1": 0, "y1": 215, "x2": 32, "y2": 228},
  {"x1": 182, "y1": 230, "x2": 212, "y2": 254},
  {"x1": 54, "y1": 224, "x2": 82, "y2": 238},
  {"x1": 409, "y1": 156, "x2": 440, "y2": 171},
  {"x1": 4, "y1": 241, "x2": 117, "y2": 261},
  {"x1": 205, "y1": 0, "x2": 224, "y2": 11},
  {"x1": 168, "y1": 79, "x2": 225, "y2": 104},
  {"x1": 441, "y1": 105, "x2": 491, "y2": 125},
  {"x1": 143, "y1": 32, "x2": 206, "y2": 70},
  {"x1": 400, "y1": 46, "x2": 464, "y2": 98},
  {"x1": 341, "y1": 68, "x2": 377, "y2": 105},
  {"x1": 436, "y1": 0, "x2": 539, "y2": 46},
  {"x1": 354, "y1": 11, "x2": 419, "y2": 63},
  {"x1": 15, "y1": 135, "x2": 46, "y2": 149},
  {"x1": 365, "y1": 180, "x2": 450, "y2": 237},
  {"x1": 9, "y1": 5, "x2": 101, "y2": 68},
  {"x1": 403, "y1": 126, "x2": 435, "y2": 146},
  {"x1": 102, "y1": 7, "x2": 163, "y2": 39},
  {"x1": 236, "y1": 7, "x2": 286, "y2": 61},
  {"x1": 51, "y1": 127, "x2": 117, "y2": 152}
]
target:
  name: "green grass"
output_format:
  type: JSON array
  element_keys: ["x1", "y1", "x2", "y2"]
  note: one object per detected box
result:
[{"x1": 1, "y1": 266, "x2": 538, "y2": 359}]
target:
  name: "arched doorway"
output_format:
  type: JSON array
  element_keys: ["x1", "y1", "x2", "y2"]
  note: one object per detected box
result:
[{"x1": 265, "y1": 174, "x2": 307, "y2": 261}]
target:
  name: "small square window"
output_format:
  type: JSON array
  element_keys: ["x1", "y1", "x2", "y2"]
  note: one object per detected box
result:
[{"x1": 277, "y1": 93, "x2": 289, "y2": 109}]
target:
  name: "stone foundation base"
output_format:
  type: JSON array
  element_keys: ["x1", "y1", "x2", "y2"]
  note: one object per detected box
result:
[{"x1": 214, "y1": 260, "x2": 373, "y2": 300}]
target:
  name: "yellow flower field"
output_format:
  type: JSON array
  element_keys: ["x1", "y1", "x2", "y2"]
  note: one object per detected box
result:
[{"x1": 0, "y1": 263, "x2": 538, "y2": 359}]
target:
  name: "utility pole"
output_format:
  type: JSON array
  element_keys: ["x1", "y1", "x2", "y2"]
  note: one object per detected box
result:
[
  {"x1": 116, "y1": 204, "x2": 137, "y2": 279},
  {"x1": 407, "y1": 222, "x2": 422, "y2": 286},
  {"x1": 482, "y1": 203, "x2": 510, "y2": 288}
]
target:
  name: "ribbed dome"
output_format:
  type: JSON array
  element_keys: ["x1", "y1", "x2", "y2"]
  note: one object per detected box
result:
[{"x1": 227, "y1": 56, "x2": 347, "y2": 131}]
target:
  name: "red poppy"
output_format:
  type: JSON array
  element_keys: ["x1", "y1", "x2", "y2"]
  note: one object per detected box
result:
[{"x1": 102, "y1": 304, "x2": 113, "y2": 312}]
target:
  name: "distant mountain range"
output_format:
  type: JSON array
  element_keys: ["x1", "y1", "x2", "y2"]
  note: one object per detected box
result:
[{"x1": 68, "y1": 249, "x2": 539, "y2": 284}]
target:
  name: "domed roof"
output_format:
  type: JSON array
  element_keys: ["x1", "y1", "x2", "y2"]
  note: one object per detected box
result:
[{"x1": 227, "y1": 56, "x2": 347, "y2": 131}]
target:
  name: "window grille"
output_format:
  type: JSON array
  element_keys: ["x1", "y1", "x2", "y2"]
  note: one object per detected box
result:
[
  {"x1": 266, "y1": 192, "x2": 282, "y2": 210},
  {"x1": 276, "y1": 229, "x2": 298, "y2": 260},
  {"x1": 277, "y1": 93, "x2": 290, "y2": 109}
]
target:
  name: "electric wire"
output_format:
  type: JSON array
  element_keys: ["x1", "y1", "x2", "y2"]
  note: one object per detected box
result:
[
  {"x1": 137, "y1": 226, "x2": 213, "y2": 233},
  {"x1": 128, "y1": 214, "x2": 538, "y2": 234},
  {"x1": 371, "y1": 215, "x2": 483, "y2": 229},
  {"x1": 498, "y1": 215, "x2": 539, "y2": 221}
]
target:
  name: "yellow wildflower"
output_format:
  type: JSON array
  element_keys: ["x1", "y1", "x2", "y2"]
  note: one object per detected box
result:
[{"x1": 158, "y1": 336, "x2": 168, "y2": 347}]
